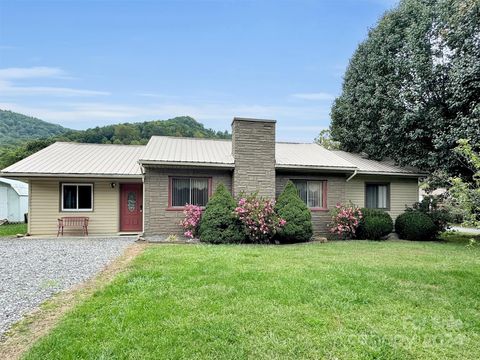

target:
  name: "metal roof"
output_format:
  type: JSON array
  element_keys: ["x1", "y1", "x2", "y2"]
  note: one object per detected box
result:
[
  {"x1": 332, "y1": 150, "x2": 425, "y2": 175},
  {"x1": 1, "y1": 142, "x2": 144, "y2": 177},
  {"x1": 139, "y1": 136, "x2": 234, "y2": 167},
  {"x1": 276, "y1": 143, "x2": 356, "y2": 170},
  {"x1": 1, "y1": 137, "x2": 425, "y2": 178},
  {"x1": 0, "y1": 177, "x2": 28, "y2": 196}
]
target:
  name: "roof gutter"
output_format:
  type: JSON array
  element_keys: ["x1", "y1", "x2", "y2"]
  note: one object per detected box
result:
[
  {"x1": 356, "y1": 171, "x2": 428, "y2": 177},
  {"x1": 139, "y1": 160, "x2": 235, "y2": 169},
  {"x1": 275, "y1": 164, "x2": 357, "y2": 172},
  {"x1": 0, "y1": 173, "x2": 143, "y2": 179},
  {"x1": 346, "y1": 169, "x2": 358, "y2": 182}
]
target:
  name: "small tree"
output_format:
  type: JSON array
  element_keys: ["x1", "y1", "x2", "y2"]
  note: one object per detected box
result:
[
  {"x1": 198, "y1": 184, "x2": 245, "y2": 244},
  {"x1": 275, "y1": 181, "x2": 313, "y2": 243},
  {"x1": 449, "y1": 139, "x2": 480, "y2": 227}
]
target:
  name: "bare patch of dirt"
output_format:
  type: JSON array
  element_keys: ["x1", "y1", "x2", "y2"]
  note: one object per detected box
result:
[{"x1": 0, "y1": 242, "x2": 148, "y2": 360}]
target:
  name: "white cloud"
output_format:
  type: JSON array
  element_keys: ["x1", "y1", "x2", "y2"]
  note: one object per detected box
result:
[
  {"x1": 0, "y1": 66, "x2": 66, "y2": 79},
  {"x1": 0, "y1": 101, "x2": 331, "y2": 125},
  {"x1": 291, "y1": 92, "x2": 335, "y2": 101},
  {"x1": 0, "y1": 84, "x2": 110, "y2": 97},
  {"x1": 0, "y1": 66, "x2": 110, "y2": 97}
]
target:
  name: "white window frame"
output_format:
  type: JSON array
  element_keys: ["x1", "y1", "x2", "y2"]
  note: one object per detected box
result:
[{"x1": 61, "y1": 183, "x2": 94, "y2": 212}]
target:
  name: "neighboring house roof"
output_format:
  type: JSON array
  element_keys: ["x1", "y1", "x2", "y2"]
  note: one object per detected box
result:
[
  {"x1": 0, "y1": 177, "x2": 28, "y2": 196},
  {"x1": 140, "y1": 136, "x2": 234, "y2": 167},
  {"x1": 1, "y1": 137, "x2": 425, "y2": 178},
  {"x1": 1, "y1": 142, "x2": 145, "y2": 178},
  {"x1": 332, "y1": 150, "x2": 424, "y2": 176}
]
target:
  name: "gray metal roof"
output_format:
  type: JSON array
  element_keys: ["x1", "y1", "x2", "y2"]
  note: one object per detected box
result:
[
  {"x1": 1, "y1": 142, "x2": 144, "y2": 177},
  {"x1": 332, "y1": 150, "x2": 425, "y2": 175},
  {"x1": 139, "y1": 136, "x2": 234, "y2": 167},
  {"x1": 276, "y1": 143, "x2": 356, "y2": 170},
  {"x1": 1, "y1": 137, "x2": 425, "y2": 177}
]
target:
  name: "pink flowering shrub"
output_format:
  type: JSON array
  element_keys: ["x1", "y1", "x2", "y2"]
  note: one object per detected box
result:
[
  {"x1": 329, "y1": 202, "x2": 363, "y2": 240},
  {"x1": 180, "y1": 204, "x2": 202, "y2": 238},
  {"x1": 234, "y1": 193, "x2": 286, "y2": 243}
]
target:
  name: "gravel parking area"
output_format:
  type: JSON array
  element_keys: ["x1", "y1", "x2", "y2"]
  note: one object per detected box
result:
[{"x1": 0, "y1": 236, "x2": 135, "y2": 338}]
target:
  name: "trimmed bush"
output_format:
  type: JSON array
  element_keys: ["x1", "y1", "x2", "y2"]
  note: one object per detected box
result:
[
  {"x1": 274, "y1": 181, "x2": 313, "y2": 243},
  {"x1": 395, "y1": 210, "x2": 437, "y2": 241},
  {"x1": 199, "y1": 184, "x2": 246, "y2": 244},
  {"x1": 356, "y1": 208, "x2": 393, "y2": 240}
]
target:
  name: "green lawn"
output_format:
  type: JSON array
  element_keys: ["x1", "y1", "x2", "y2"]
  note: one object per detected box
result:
[
  {"x1": 24, "y1": 237, "x2": 480, "y2": 359},
  {"x1": 0, "y1": 223, "x2": 27, "y2": 237}
]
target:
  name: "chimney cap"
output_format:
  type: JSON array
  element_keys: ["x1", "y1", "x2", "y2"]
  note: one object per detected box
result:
[{"x1": 232, "y1": 117, "x2": 276, "y2": 125}]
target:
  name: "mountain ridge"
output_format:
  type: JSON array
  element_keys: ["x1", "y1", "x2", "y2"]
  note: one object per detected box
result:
[{"x1": 0, "y1": 109, "x2": 230, "y2": 169}]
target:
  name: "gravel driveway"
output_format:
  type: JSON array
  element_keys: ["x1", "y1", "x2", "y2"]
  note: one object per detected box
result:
[{"x1": 0, "y1": 236, "x2": 135, "y2": 338}]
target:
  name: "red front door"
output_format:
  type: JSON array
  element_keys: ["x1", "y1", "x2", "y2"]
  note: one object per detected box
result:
[{"x1": 120, "y1": 183, "x2": 143, "y2": 232}]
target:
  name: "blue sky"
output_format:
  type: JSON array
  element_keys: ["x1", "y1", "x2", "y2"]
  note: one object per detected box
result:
[{"x1": 0, "y1": 0, "x2": 396, "y2": 142}]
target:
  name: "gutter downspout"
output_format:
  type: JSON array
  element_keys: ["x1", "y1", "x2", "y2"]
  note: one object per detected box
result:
[{"x1": 346, "y1": 169, "x2": 358, "y2": 182}]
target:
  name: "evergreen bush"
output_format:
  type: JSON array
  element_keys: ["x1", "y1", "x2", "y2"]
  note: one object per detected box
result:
[
  {"x1": 199, "y1": 184, "x2": 245, "y2": 244},
  {"x1": 275, "y1": 181, "x2": 313, "y2": 243},
  {"x1": 395, "y1": 210, "x2": 437, "y2": 241},
  {"x1": 356, "y1": 208, "x2": 393, "y2": 240}
]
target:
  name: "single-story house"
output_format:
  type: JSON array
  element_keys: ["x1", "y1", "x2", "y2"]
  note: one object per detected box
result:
[
  {"x1": 0, "y1": 117, "x2": 426, "y2": 236},
  {"x1": 0, "y1": 177, "x2": 29, "y2": 223}
]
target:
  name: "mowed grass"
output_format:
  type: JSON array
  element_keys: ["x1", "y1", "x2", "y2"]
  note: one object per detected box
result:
[
  {"x1": 0, "y1": 223, "x2": 27, "y2": 236},
  {"x1": 24, "y1": 237, "x2": 480, "y2": 359}
]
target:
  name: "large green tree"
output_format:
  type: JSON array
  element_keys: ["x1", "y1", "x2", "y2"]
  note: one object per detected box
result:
[{"x1": 330, "y1": 0, "x2": 480, "y2": 181}]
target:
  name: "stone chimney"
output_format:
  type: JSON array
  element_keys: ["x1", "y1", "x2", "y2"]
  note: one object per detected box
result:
[{"x1": 231, "y1": 117, "x2": 276, "y2": 198}]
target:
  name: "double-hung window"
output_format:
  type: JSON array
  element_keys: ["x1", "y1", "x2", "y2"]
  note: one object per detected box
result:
[
  {"x1": 61, "y1": 183, "x2": 93, "y2": 211},
  {"x1": 292, "y1": 180, "x2": 326, "y2": 209},
  {"x1": 170, "y1": 177, "x2": 209, "y2": 207},
  {"x1": 365, "y1": 183, "x2": 390, "y2": 209}
]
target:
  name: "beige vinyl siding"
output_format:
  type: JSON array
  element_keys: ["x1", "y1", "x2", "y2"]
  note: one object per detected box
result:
[
  {"x1": 29, "y1": 179, "x2": 138, "y2": 236},
  {"x1": 345, "y1": 175, "x2": 419, "y2": 219}
]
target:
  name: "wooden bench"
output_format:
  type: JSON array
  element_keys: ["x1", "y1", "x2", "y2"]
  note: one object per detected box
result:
[{"x1": 57, "y1": 217, "x2": 89, "y2": 237}]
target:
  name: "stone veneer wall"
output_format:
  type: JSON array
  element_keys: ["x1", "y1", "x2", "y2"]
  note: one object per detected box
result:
[
  {"x1": 143, "y1": 166, "x2": 233, "y2": 236},
  {"x1": 275, "y1": 172, "x2": 347, "y2": 235},
  {"x1": 232, "y1": 118, "x2": 276, "y2": 199}
]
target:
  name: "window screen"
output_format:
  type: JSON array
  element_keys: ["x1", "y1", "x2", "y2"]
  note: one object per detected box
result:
[
  {"x1": 365, "y1": 184, "x2": 389, "y2": 209},
  {"x1": 292, "y1": 180, "x2": 324, "y2": 208},
  {"x1": 171, "y1": 178, "x2": 209, "y2": 207}
]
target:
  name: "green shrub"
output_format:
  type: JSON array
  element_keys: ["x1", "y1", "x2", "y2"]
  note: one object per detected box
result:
[
  {"x1": 274, "y1": 181, "x2": 313, "y2": 243},
  {"x1": 199, "y1": 184, "x2": 246, "y2": 244},
  {"x1": 409, "y1": 195, "x2": 452, "y2": 233},
  {"x1": 356, "y1": 208, "x2": 393, "y2": 240},
  {"x1": 395, "y1": 210, "x2": 437, "y2": 241}
]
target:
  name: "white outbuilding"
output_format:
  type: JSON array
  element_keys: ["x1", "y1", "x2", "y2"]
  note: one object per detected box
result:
[{"x1": 0, "y1": 177, "x2": 28, "y2": 222}]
